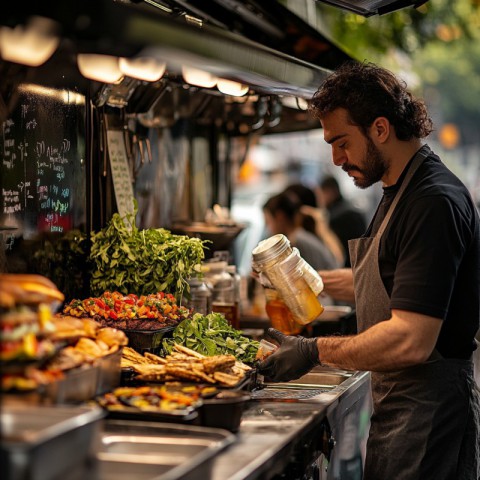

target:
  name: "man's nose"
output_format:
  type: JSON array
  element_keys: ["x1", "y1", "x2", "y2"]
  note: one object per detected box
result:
[{"x1": 332, "y1": 146, "x2": 345, "y2": 166}]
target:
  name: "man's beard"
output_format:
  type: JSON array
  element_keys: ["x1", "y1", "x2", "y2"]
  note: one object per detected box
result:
[{"x1": 343, "y1": 136, "x2": 387, "y2": 189}]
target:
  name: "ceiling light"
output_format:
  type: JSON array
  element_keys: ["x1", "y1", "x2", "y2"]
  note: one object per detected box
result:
[
  {"x1": 18, "y1": 83, "x2": 85, "y2": 105},
  {"x1": 0, "y1": 16, "x2": 60, "y2": 67},
  {"x1": 119, "y1": 57, "x2": 166, "y2": 82},
  {"x1": 281, "y1": 96, "x2": 308, "y2": 110},
  {"x1": 217, "y1": 79, "x2": 249, "y2": 97},
  {"x1": 77, "y1": 54, "x2": 123, "y2": 84},
  {"x1": 181, "y1": 66, "x2": 217, "y2": 88}
]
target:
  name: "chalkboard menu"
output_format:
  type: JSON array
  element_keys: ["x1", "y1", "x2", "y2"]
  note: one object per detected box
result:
[{"x1": 0, "y1": 83, "x2": 87, "y2": 278}]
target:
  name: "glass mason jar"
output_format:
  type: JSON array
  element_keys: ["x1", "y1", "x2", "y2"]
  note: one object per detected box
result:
[
  {"x1": 184, "y1": 275, "x2": 212, "y2": 315},
  {"x1": 264, "y1": 287, "x2": 303, "y2": 335},
  {"x1": 252, "y1": 234, "x2": 324, "y2": 326},
  {"x1": 203, "y1": 261, "x2": 239, "y2": 329}
]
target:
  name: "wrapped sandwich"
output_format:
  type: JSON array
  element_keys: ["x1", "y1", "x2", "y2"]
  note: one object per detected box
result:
[{"x1": 0, "y1": 274, "x2": 63, "y2": 362}]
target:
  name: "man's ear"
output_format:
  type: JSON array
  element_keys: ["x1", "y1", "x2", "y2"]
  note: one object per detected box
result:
[{"x1": 369, "y1": 117, "x2": 390, "y2": 144}]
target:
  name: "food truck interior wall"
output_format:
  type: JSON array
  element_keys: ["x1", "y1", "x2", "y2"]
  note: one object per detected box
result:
[{"x1": 0, "y1": 0, "x2": 353, "y2": 296}]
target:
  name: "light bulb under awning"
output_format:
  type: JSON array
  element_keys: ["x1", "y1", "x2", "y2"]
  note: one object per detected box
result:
[
  {"x1": 77, "y1": 54, "x2": 123, "y2": 84},
  {"x1": 119, "y1": 57, "x2": 166, "y2": 82},
  {"x1": 0, "y1": 16, "x2": 60, "y2": 67},
  {"x1": 181, "y1": 66, "x2": 217, "y2": 88},
  {"x1": 217, "y1": 79, "x2": 249, "y2": 97}
]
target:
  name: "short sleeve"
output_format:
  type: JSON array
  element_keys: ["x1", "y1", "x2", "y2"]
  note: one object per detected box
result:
[{"x1": 389, "y1": 195, "x2": 469, "y2": 319}]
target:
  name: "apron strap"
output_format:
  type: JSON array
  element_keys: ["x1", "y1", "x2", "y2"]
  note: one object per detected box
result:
[
  {"x1": 376, "y1": 145, "x2": 431, "y2": 239},
  {"x1": 376, "y1": 145, "x2": 443, "y2": 361}
]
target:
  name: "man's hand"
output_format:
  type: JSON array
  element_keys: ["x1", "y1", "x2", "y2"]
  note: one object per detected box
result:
[
  {"x1": 318, "y1": 268, "x2": 355, "y2": 303},
  {"x1": 257, "y1": 328, "x2": 320, "y2": 382}
]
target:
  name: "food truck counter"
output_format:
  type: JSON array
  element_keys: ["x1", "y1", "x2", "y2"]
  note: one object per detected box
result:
[{"x1": 211, "y1": 368, "x2": 371, "y2": 480}]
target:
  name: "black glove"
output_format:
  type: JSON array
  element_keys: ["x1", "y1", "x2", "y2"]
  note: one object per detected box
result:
[{"x1": 257, "y1": 328, "x2": 320, "y2": 382}]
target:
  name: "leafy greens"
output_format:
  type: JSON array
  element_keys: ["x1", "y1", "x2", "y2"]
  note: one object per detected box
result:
[
  {"x1": 163, "y1": 312, "x2": 260, "y2": 363},
  {"x1": 89, "y1": 203, "x2": 208, "y2": 301}
]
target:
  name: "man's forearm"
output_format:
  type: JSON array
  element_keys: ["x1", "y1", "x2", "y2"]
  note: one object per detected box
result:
[{"x1": 316, "y1": 311, "x2": 441, "y2": 372}]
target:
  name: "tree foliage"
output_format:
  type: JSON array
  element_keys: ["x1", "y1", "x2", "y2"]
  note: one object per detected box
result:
[
  {"x1": 316, "y1": 0, "x2": 480, "y2": 145},
  {"x1": 318, "y1": 0, "x2": 480, "y2": 61}
]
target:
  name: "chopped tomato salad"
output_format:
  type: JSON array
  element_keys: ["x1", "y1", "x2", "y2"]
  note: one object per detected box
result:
[{"x1": 64, "y1": 291, "x2": 190, "y2": 324}]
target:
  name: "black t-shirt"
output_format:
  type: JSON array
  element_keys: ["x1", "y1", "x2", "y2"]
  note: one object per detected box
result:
[
  {"x1": 328, "y1": 198, "x2": 367, "y2": 267},
  {"x1": 365, "y1": 147, "x2": 480, "y2": 359}
]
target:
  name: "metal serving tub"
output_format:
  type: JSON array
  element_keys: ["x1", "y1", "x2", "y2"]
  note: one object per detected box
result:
[
  {"x1": 93, "y1": 419, "x2": 236, "y2": 480},
  {"x1": 96, "y1": 348, "x2": 122, "y2": 396},
  {"x1": 0, "y1": 404, "x2": 105, "y2": 480},
  {"x1": 252, "y1": 366, "x2": 358, "y2": 402},
  {"x1": 42, "y1": 364, "x2": 99, "y2": 404}
]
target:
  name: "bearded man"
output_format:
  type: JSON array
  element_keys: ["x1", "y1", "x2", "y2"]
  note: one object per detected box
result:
[{"x1": 258, "y1": 62, "x2": 480, "y2": 480}]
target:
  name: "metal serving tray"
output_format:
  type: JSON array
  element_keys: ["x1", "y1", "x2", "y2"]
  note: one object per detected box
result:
[
  {"x1": 96, "y1": 348, "x2": 123, "y2": 396},
  {"x1": 0, "y1": 404, "x2": 104, "y2": 480},
  {"x1": 42, "y1": 364, "x2": 99, "y2": 404},
  {"x1": 92, "y1": 419, "x2": 236, "y2": 480}
]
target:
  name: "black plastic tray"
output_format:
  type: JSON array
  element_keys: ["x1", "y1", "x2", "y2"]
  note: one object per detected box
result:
[
  {"x1": 120, "y1": 366, "x2": 257, "y2": 391},
  {"x1": 103, "y1": 405, "x2": 199, "y2": 425},
  {"x1": 200, "y1": 391, "x2": 251, "y2": 432},
  {"x1": 120, "y1": 325, "x2": 175, "y2": 355}
]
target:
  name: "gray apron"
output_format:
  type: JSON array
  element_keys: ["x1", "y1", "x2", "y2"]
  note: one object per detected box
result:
[{"x1": 348, "y1": 146, "x2": 480, "y2": 480}]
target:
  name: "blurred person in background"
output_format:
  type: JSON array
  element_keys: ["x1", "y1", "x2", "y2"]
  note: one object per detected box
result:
[
  {"x1": 317, "y1": 175, "x2": 367, "y2": 267},
  {"x1": 262, "y1": 191, "x2": 339, "y2": 271},
  {"x1": 258, "y1": 61, "x2": 480, "y2": 480},
  {"x1": 283, "y1": 183, "x2": 345, "y2": 266}
]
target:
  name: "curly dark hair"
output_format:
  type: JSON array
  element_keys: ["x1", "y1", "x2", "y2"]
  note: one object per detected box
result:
[{"x1": 309, "y1": 61, "x2": 433, "y2": 141}]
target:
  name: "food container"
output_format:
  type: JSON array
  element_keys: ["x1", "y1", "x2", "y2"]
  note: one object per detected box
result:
[
  {"x1": 203, "y1": 261, "x2": 238, "y2": 328},
  {"x1": 0, "y1": 404, "x2": 104, "y2": 480},
  {"x1": 255, "y1": 339, "x2": 279, "y2": 361},
  {"x1": 200, "y1": 390, "x2": 251, "y2": 432},
  {"x1": 92, "y1": 419, "x2": 235, "y2": 480},
  {"x1": 121, "y1": 325, "x2": 175, "y2": 355},
  {"x1": 102, "y1": 406, "x2": 199, "y2": 425},
  {"x1": 96, "y1": 384, "x2": 202, "y2": 425},
  {"x1": 42, "y1": 364, "x2": 99, "y2": 404},
  {"x1": 183, "y1": 276, "x2": 212, "y2": 315},
  {"x1": 96, "y1": 348, "x2": 123, "y2": 396}
]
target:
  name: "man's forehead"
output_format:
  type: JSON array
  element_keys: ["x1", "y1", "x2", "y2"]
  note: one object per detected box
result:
[{"x1": 321, "y1": 109, "x2": 358, "y2": 142}]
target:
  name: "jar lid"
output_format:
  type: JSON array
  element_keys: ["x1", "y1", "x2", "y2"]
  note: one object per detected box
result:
[{"x1": 252, "y1": 234, "x2": 291, "y2": 265}]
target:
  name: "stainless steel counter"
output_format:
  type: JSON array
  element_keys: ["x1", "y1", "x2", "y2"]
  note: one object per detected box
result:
[
  {"x1": 2, "y1": 368, "x2": 370, "y2": 480},
  {"x1": 210, "y1": 369, "x2": 371, "y2": 480}
]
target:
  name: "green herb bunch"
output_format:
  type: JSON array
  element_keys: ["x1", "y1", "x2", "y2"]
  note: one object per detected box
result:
[
  {"x1": 163, "y1": 312, "x2": 260, "y2": 364},
  {"x1": 89, "y1": 205, "x2": 207, "y2": 301}
]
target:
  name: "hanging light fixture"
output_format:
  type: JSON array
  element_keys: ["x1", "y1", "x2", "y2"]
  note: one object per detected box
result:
[
  {"x1": 77, "y1": 54, "x2": 123, "y2": 84},
  {"x1": 119, "y1": 56, "x2": 166, "y2": 82},
  {"x1": 0, "y1": 16, "x2": 60, "y2": 67},
  {"x1": 217, "y1": 79, "x2": 249, "y2": 97},
  {"x1": 181, "y1": 66, "x2": 217, "y2": 88}
]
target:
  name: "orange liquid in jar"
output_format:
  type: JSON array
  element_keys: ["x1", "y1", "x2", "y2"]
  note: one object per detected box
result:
[
  {"x1": 288, "y1": 277, "x2": 324, "y2": 325},
  {"x1": 265, "y1": 298, "x2": 302, "y2": 335}
]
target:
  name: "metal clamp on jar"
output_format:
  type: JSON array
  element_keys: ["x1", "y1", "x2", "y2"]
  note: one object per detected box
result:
[{"x1": 252, "y1": 234, "x2": 324, "y2": 327}]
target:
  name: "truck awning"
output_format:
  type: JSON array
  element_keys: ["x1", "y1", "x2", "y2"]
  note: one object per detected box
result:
[{"x1": 0, "y1": 0, "x2": 354, "y2": 99}]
